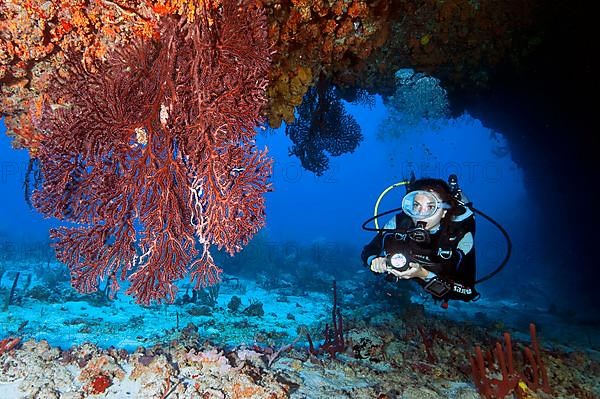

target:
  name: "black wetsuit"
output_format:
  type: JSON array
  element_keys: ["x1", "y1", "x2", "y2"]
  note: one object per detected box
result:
[{"x1": 361, "y1": 212, "x2": 478, "y2": 302}]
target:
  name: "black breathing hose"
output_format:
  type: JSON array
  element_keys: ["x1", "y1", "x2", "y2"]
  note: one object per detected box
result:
[{"x1": 469, "y1": 205, "x2": 512, "y2": 284}]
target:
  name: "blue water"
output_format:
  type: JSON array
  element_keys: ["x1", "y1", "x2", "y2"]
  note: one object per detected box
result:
[
  {"x1": 0, "y1": 93, "x2": 596, "y2": 349},
  {"x1": 256, "y1": 99, "x2": 534, "y2": 302}
]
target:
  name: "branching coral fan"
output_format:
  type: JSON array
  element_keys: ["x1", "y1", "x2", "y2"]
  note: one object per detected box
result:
[
  {"x1": 286, "y1": 80, "x2": 363, "y2": 175},
  {"x1": 0, "y1": 0, "x2": 158, "y2": 153},
  {"x1": 31, "y1": 2, "x2": 272, "y2": 305}
]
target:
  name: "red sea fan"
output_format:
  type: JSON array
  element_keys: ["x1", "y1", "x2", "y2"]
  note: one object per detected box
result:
[{"x1": 31, "y1": 2, "x2": 272, "y2": 305}]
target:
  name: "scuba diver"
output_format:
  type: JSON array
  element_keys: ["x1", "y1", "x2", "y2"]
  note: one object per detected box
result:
[{"x1": 362, "y1": 175, "x2": 511, "y2": 308}]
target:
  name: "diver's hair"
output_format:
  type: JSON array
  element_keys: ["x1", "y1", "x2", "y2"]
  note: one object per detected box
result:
[{"x1": 407, "y1": 178, "x2": 459, "y2": 230}]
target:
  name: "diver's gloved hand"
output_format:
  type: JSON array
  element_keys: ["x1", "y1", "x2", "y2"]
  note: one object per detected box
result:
[
  {"x1": 370, "y1": 257, "x2": 388, "y2": 273},
  {"x1": 388, "y1": 261, "x2": 429, "y2": 280}
]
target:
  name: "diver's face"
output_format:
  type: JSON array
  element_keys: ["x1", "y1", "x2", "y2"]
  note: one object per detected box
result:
[{"x1": 411, "y1": 192, "x2": 447, "y2": 230}]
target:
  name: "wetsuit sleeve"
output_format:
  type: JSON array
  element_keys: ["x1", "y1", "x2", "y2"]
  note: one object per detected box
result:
[
  {"x1": 453, "y1": 232, "x2": 476, "y2": 287},
  {"x1": 360, "y1": 217, "x2": 395, "y2": 266},
  {"x1": 433, "y1": 227, "x2": 475, "y2": 280},
  {"x1": 361, "y1": 233, "x2": 384, "y2": 266}
]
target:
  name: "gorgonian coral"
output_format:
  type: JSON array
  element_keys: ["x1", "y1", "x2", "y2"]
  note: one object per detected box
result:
[
  {"x1": 0, "y1": 0, "x2": 158, "y2": 152},
  {"x1": 286, "y1": 80, "x2": 363, "y2": 175},
  {"x1": 32, "y1": 2, "x2": 272, "y2": 305}
]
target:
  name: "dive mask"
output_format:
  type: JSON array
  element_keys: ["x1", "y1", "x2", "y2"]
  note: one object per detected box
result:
[{"x1": 401, "y1": 190, "x2": 451, "y2": 220}]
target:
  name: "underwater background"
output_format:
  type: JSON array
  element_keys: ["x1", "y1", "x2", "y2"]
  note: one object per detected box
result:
[{"x1": 1, "y1": 1, "x2": 598, "y2": 398}]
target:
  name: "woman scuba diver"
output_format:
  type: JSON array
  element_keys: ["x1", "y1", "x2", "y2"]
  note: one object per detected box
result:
[{"x1": 362, "y1": 175, "x2": 509, "y2": 308}]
